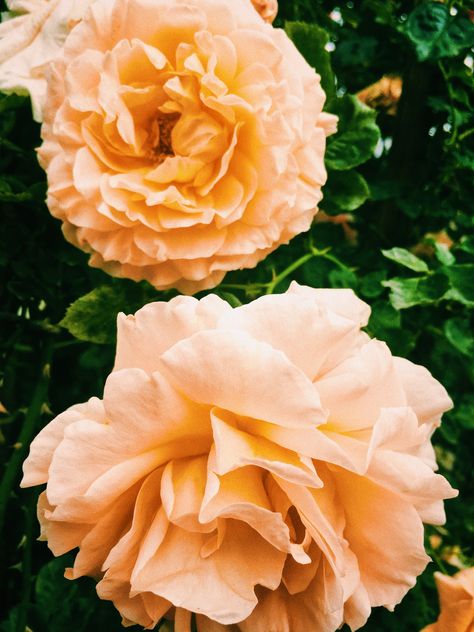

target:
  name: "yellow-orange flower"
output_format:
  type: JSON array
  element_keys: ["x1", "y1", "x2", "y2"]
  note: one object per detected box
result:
[
  {"x1": 22, "y1": 284, "x2": 456, "y2": 631},
  {"x1": 422, "y1": 569, "x2": 474, "y2": 632},
  {"x1": 38, "y1": 0, "x2": 336, "y2": 293}
]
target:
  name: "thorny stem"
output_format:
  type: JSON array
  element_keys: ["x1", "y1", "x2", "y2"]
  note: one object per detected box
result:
[
  {"x1": 0, "y1": 338, "x2": 54, "y2": 536},
  {"x1": 16, "y1": 490, "x2": 39, "y2": 632},
  {"x1": 438, "y1": 60, "x2": 458, "y2": 146}
]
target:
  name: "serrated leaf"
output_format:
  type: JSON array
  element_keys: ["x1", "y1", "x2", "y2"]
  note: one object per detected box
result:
[
  {"x1": 322, "y1": 170, "x2": 370, "y2": 213},
  {"x1": 328, "y1": 267, "x2": 358, "y2": 289},
  {"x1": 382, "y1": 247, "x2": 429, "y2": 272},
  {"x1": 34, "y1": 557, "x2": 123, "y2": 632},
  {"x1": 445, "y1": 264, "x2": 474, "y2": 306},
  {"x1": 0, "y1": 177, "x2": 32, "y2": 202},
  {"x1": 284, "y1": 21, "x2": 336, "y2": 100},
  {"x1": 444, "y1": 318, "x2": 474, "y2": 356},
  {"x1": 382, "y1": 273, "x2": 449, "y2": 309},
  {"x1": 369, "y1": 301, "x2": 401, "y2": 330},
  {"x1": 35, "y1": 558, "x2": 91, "y2": 632},
  {"x1": 405, "y1": 2, "x2": 474, "y2": 61},
  {"x1": 60, "y1": 283, "x2": 157, "y2": 344},
  {"x1": 325, "y1": 95, "x2": 380, "y2": 170},
  {"x1": 359, "y1": 270, "x2": 387, "y2": 298},
  {"x1": 451, "y1": 395, "x2": 474, "y2": 430}
]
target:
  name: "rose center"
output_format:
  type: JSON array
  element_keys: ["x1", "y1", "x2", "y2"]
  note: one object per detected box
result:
[{"x1": 153, "y1": 112, "x2": 180, "y2": 163}]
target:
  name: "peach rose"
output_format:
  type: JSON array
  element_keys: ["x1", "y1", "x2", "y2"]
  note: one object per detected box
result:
[
  {"x1": 422, "y1": 569, "x2": 474, "y2": 632},
  {"x1": 38, "y1": 0, "x2": 336, "y2": 293},
  {"x1": 22, "y1": 283, "x2": 456, "y2": 631},
  {"x1": 0, "y1": 0, "x2": 90, "y2": 120}
]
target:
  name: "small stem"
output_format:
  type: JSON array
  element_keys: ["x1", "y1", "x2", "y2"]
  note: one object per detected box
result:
[
  {"x1": 458, "y1": 127, "x2": 474, "y2": 143},
  {"x1": 0, "y1": 339, "x2": 54, "y2": 536},
  {"x1": 265, "y1": 252, "x2": 315, "y2": 294},
  {"x1": 313, "y1": 247, "x2": 354, "y2": 272},
  {"x1": 53, "y1": 338, "x2": 86, "y2": 350},
  {"x1": 218, "y1": 283, "x2": 267, "y2": 292},
  {"x1": 438, "y1": 60, "x2": 458, "y2": 146},
  {"x1": 16, "y1": 490, "x2": 39, "y2": 632},
  {"x1": 431, "y1": 549, "x2": 449, "y2": 575}
]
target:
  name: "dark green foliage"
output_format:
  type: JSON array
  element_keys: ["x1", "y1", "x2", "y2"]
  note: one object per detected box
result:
[
  {"x1": 1, "y1": 1, "x2": 473, "y2": 631},
  {"x1": 405, "y1": 2, "x2": 474, "y2": 61},
  {"x1": 285, "y1": 21, "x2": 336, "y2": 99},
  {"x1": 325, "y1": 96, "x2": 381, "y2": 170}
]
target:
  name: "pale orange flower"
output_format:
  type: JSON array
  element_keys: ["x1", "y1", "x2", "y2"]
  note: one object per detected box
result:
[
  {"x1": 38, "y1": 0, "x2": 336, "y2": 293},
  {"x1": 22, "y1": 284, "x2": 456, "y2": 631},
  {"x1": 422, "y1": 569, "x2": 474, "y2": 632}
]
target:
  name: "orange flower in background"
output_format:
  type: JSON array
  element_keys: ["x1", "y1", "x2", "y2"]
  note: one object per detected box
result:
[
  {"x1": 422, "y1": 569, "x2": 474, "y2": 632},
  {"x1": 22, "y1": 283, "x2": 456, "y2": 631},
  {"x1": 0, "y1": 0, "x2": 90, "y2": 120},
  {"x1": 38, "y1": 0, "x2": 336, "y2": 293},
  {"x1": 251, "y1": 0, "x2": 278, "y2": 23},
  {"x1": 357, "y1": 75, "x2": 402, "y2": 116}
]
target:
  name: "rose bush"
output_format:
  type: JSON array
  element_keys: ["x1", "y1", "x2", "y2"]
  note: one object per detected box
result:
[
  {"x1": 22, "y1": 283, "x2": 456, "y2": 631},
  {"x1": 421, "y1": 568, "x2": 474, "y2": 632},
  {"x1": 37, "y1": 0, "x2": 335, "y2": 293}
]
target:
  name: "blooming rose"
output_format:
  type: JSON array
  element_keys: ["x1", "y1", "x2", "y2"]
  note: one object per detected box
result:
[
  {"x1": 0, "y1": 0, "x2": 90, "y2": 120},
  {"x1": 422, "y1": 569, "x2": 474, "y2": 632},
  {"x1": 22, "y1": 283, "x2": 456, "y2": 631},
  {"x1": 38, "y1": 0, "x2": 336, "y2": 293}
]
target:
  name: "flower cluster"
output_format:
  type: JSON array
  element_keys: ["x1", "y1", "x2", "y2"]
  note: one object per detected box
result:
[{"x1": 22, "y1": 284, "x2": 456, "y2": 631}]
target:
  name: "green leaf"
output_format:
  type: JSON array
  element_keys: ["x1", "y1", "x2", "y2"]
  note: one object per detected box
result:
[
  {"x1": 432, "y1": 241, "x2": 456, "y2": 266},
  {"x1": 458, "y1": 235, "x2": 474, "y2": 255},
  {"x1": 444, "y1": 317, "x2": 474, "y2": 356},
  {"x1": 382, "y1": 247, "x2": 429, "y2": 272},
  {"x1": 214, "y1": 291, "x2": 242, "y2": 307},
  {"x1": 325, "y1": 95, "x2": 380, "y2": 170},
  {"x1": 34, "y1": 557, "x2": 123, "y2": 632},
  {"x1": 284, "y1": 21, "x2": 336, "y2": 100},
  {"x1": 322, "y1": 170, "x2": 370, "y2": 213},
  {"x1": 60, "y1": 282, "x2": 158, "y2": 344},
  {"x1": 0, "y1": 177, "x2": 32, "y2": 203},
  {"x1": 405, "y1": 2, "x2": 474, "y2": 61},
  {"x1": 451, "y1": 395, "x2": 474, "y2": 430},
  {"x1": 359, "y1": 270, "x2": 387, "y2": 298},
  {"x1": 328, "y1": 267, "x2": 358, "y2": 289},
  {"x1": 35, "y1": 558, "x2": 91, "y2": 632},
  {"x1": 438, "y1": 415, "x2": 461, "y2": 445},
  {"x1": 445, "y1": 264, "x2": 474, "y2": 306},
  {"x1": 369, "y1": 301, "x2": 401, "y2": 330},
  {"x1": 0, "y1": 607, "x2": 19, "y2": 632},
  {"x1": 382, "y1": 273, "x2": 449, "y2": 309}
]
